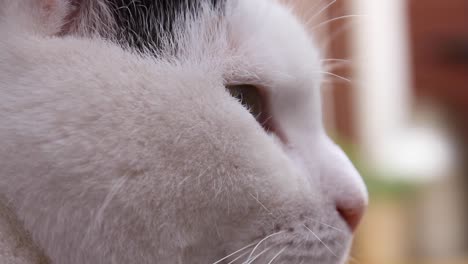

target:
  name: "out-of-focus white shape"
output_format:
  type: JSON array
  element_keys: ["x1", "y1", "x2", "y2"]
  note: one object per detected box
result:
[
  {"x1": 374, "y1": 120, "x2": 455, "y2": 181},
  {"x1": 350, "y1": 0, "x2": 412, "y2": 146},
  {"x1": 349, "y1": 0, "x2": 454, "y2": 182}
]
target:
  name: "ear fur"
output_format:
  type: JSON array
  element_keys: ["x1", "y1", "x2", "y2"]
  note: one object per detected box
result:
[{"x1": 0, "y1": 0, "x2": 73, "y2": 36}]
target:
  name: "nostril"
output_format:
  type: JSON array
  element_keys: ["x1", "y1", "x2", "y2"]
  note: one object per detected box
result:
[{"x1": 336, "y1": 200, "x2": 366, "y2": 232}]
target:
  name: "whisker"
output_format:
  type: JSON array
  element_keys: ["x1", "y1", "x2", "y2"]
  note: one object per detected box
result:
[
  {"x1": 249, "y1": 192, "x2": 274, "y2": 216},
  {"x1": 316, "y1": 71, "x2": 352, "y2": 83},
  {"x1": 304, "y1": 217, "x2": 347, "y2": 233},
  {"x1": 310, "y1": 14, "x2": 364, "y2": 29},
  {"x1": 323, "y1": 61, "x2": 352, "y2": 72},
  {"x1": 308, "y1": 0, "x2": 337, "y2": 21},
  {"x1": 293, "y1": 0, "x2": 325, "y2": 22},
  {"x1": 322, "y1": 58, "x2": 352, "y2": 71},
  {"x1": 321, "y1": 58, "x2": 351, "y2": 63},
  {"x1": 267, "y1": 246, "x2": 288, "y2": 264},
  {"x1": 320, "y1": 20, "x2": 356, "y2": 55},
  {"x1": 178, "y1": 162, "x2": 215, "y2": 187},
  {"x1": 303, "y1": 224, "x2": 338, "y2": 258},
  {"x1": 320, "y1": 20, "x2": 357, "y2": 57},
  {"x1": 226, "y1": 250, "x2": 249, "y2": 264},
  {"x1": 321, "y1": 78, "x2": 350, "y2": 85},
  {"x1": 246, "y1": 230, "x2": 285, "y2": 260},
  {"x1": 212, "y1": 241, "x2": 257, "y2": 264},
  {"x1": 260, "y1": 115, "x2": 273, "y2": 128},
  {"x1": 243, "y1": 246, "x2": 274, "y2": 264}
]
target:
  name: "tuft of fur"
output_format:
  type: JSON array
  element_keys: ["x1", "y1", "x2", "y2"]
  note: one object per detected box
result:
[{"x1": 0, "y1": 0, "x2": 367, "y2": 263}]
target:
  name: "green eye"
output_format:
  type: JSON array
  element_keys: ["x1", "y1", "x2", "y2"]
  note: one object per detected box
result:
[{"x1": 226, "y1": 84, "x2": 264, "y2": 119}]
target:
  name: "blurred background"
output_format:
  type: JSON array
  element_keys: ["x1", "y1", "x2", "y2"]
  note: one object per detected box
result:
[{"x1": 289, "y1": 0, "x2": 468, "y2": 264}]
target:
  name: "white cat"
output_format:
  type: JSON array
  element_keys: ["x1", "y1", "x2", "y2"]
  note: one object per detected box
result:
[{"x1": 0, "y1": 0, "x2": 368, "y2": 263}]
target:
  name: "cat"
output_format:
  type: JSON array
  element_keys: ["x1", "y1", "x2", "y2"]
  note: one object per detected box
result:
[{"x1": 0, "y1": 0, "x2": 368, "y2": 263}]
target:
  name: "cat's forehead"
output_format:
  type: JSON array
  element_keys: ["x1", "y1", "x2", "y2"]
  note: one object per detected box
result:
[
  {"x1": 223, "y1": 0, "x2": 322, "y2": 93},
  {"x1": 183, "y1": 0, "x2": 322, "y2": 91}
]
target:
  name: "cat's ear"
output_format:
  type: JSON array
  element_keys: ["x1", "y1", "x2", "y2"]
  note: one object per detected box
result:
[{"x1": 0, "y1": 0, "x2": 78, "y2": 36}]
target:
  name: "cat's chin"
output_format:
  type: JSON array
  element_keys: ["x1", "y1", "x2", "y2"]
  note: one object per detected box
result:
[
  {"x1": 219, "y1": 238, "x2": 352, "y2": 264},
  {"x1": 215, "y1": 217, "x2": 353, "y2": 264}
]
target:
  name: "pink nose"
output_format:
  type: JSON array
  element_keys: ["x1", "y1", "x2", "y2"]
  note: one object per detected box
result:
[{"x1": 336, "y1": 199, "x2": 366, "y2": 232}]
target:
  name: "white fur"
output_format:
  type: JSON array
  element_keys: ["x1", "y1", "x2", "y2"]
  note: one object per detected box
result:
[{"x1": 0, "y1": 0, "x2": 367, "y2": 263}]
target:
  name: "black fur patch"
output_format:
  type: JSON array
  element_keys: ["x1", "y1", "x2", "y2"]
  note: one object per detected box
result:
[{"x1": 108, "y1": 0, "x2": 225, "y2": 52}]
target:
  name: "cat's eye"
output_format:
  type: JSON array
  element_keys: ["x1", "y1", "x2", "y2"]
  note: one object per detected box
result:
[
  {"x1": 226, "y1": 84, "x2": 281, "y2": 140},
  {"x1": 226, "y1": 84, "x2": 264, "y2": 120}
]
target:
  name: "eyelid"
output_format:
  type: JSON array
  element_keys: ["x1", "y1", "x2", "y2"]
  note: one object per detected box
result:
[{"x1": 225, "y1": 83, "x2": 288, "y2": 144}]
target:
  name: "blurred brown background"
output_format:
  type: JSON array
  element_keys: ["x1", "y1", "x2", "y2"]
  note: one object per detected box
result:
[{"x1": 289, "y1": 0, "x2": 468, "y2": 263}]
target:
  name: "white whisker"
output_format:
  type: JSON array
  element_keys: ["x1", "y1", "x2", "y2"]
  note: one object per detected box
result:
[
  {"x1": 298, "y1": 0, "x2": 326, "y2": 23},
  {"x1": 310, "y1": 15, "x2": 363, "y2": 29},
  {"x1": 317, "y1": 71, "x2": 352, "y2": 83},
  {"x1": 323, "y1": 61, "x2": 352, "y2": 71},
  {"x1": 212, "y1": 241, "x2": 257, "y2": 264},
  {"x1": 320, "y1": 20, "x2": 356, "y2": 54},
  {"x1": 304, "y1": 217, "x2": 346, "y2": 233},
  {"x1": 248, "y1": 192, "x2": 274, "y2": 216},
  {"x1": 303, "y1": 224, "x2": 338, "y2": 258},
  {"x1": 321, "y1": 78, "x2": 350, "y2": 85},
  {"x1": 309, "y1": 0, "x2": 337, "y2": 20},
  {"x1": 247, "y1": 231, "x2": 285, "y2": 260},
  {"x1": 321, "y1": 58, "x2": 351, "y2": 63},
  {"x1": 243, "y1": 246, "x2": 273, "y2": 264},
  {"x1": 226, "y1": 250, "x2": 249, "y2": 264},
  {"x1": 267, "y1": 246, "x2": 288, "y2": 264}
]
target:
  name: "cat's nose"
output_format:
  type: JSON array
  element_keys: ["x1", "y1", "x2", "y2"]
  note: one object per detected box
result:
[
  {"x1": 314, "y1": 136, "x2": 368, "y2": 232},
  {"x1": 335, "y1": 193, "x2": 367, "y2": 232}
]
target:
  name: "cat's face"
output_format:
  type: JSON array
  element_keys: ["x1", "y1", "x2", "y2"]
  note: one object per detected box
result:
[{"x1": 0, "y1": 0, "x2": 367, "y2": 263}]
